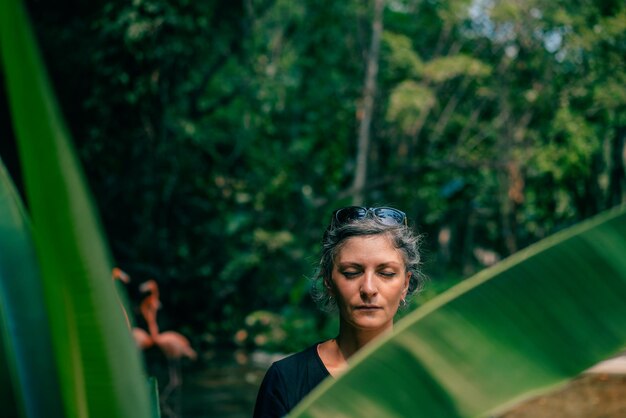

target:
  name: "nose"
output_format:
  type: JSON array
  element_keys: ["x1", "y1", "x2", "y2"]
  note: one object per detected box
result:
[{"x1": 360, "y1": 272, "x2": 378, "y2": 299}]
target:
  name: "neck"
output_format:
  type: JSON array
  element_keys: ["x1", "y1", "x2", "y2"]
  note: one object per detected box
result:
[
  {"x1": 335, "y1": 320, "x2": 392, "y2": 360},
  {"x1": 141, "y1": 297, "x2": 160, "y2": 338}
]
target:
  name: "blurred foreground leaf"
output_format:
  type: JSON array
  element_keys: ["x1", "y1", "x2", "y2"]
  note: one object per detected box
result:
[
  {"x1": 0, "y1": 0, "x2": 152, "y2": 417},
  {"x1": 0, "y1": 159, "x2": 65, "y2": 418}
]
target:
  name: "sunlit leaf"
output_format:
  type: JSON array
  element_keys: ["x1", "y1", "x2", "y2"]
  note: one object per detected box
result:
[
  {"x1": 423, "y1": 54, "x2": 492, "y2": 82},
  {"x1": 386, "y1": 80, "x2": 435, "y2": 134},
  {"x1": 382, "y1": 31, "x2": 423, "y2": 78}
]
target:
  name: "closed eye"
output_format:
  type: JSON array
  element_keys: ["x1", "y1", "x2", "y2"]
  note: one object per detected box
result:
[{"x1": 341, "y1": 270, "x2": 361, "y2": 278}]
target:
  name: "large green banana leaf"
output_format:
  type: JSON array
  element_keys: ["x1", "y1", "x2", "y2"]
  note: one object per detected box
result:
[
  {"x1": 0, "y1": 1, "x2": 152, "y2": 417},
  {"x1": 291, "y1": 205, "x2": 626, "y2": 417}
]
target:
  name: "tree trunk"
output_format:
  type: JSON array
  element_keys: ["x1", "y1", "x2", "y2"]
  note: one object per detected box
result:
[
  {"x1": 352, "y1": 0, "x2": 384, "y2": 206},
  {"x1": 606, "y1": 124, "x2": 626, "y2": 208}
]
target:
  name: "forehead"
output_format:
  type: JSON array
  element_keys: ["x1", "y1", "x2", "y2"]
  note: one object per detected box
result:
[{"x1": 334, "y1": 234, "x2": 404, "y2": 264}]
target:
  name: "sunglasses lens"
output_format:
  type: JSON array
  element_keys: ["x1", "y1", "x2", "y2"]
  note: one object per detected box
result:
[
  {"x1": 374, "y1": 208, "x2": 406, "y2": 225},
  {"x1": 334, "y1": 207, "x2": 367, "y2": 225},
  {"x1": 332, "y1": 206, "x2": 407, "y2": 227}
]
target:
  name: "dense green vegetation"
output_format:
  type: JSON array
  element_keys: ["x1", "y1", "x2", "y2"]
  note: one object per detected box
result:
[{"x1": 2, "y1": 0, "x2": 625, "y2": 353}]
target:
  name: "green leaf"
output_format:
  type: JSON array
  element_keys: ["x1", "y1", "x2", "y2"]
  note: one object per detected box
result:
[
  {"x1": 422, "y1": 54, "x2": 492, "y2": 82},
  {"x1": 0, "y1": 159, "x2": 66, "y2": 418},
  {"x1": 0, "y1": 1, "x2": 152, "y2": 417},
  {"x1": 386, "y1": 80, "x2": 435, "y2": 134},
  {"x1": 290, "y1": 205, "x2": 626, "y2": 417},
  {"x1": 0, "y1": 331, "x2": 20, "y2": 418},
  {"x1": 382, "y1": 31, "x2": 424, "y2": 78}
]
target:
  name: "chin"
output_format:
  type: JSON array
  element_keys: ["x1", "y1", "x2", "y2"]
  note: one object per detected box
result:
[{"x1": 352, "y1": 318, "x2": 391, "y2": 331}]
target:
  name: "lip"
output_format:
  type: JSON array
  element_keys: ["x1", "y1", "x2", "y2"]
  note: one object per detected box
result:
[{"x1": 354, "y1": 305, "x2": 382, "y2": 310}]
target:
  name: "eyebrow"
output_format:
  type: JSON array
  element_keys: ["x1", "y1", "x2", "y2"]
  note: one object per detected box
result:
[{"x1": 336, "y1": 261, "x2": 402, "y2": 269}]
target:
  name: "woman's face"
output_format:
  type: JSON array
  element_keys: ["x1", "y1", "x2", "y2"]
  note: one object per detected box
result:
[{"x1": 329, "y1": 234, "x2": 410, "y2": 333}]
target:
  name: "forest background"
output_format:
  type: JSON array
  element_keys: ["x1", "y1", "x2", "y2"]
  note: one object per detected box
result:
[{"x1": 2, "y1": 0, "x2": 625, "y2": 356}]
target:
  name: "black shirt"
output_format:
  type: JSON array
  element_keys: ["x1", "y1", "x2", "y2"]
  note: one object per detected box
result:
[{"x1": 253, "y1": 343, "x2": 331, "y2": 418}]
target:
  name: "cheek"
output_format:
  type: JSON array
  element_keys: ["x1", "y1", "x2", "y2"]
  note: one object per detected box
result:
[
  {"x1": 332, "y1": 280, "x2": 362, "y2": 305},
  {"x1": 333, "y1": 280, "x2": 353, "y2": 297},
  {"x1": 391, "y1": 281, "x2": 408, "y2": 301}
]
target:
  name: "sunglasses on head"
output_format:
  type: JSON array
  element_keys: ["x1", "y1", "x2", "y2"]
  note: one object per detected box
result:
[{"x1": 330, "y1": 206, "x2": 408, "y2": 228}]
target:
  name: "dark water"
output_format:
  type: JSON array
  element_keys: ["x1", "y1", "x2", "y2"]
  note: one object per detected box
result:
[{"x1": 148, "y1": 349, "x2": 283, "y2": 418}]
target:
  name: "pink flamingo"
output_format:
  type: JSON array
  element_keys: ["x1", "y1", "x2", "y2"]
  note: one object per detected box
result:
[
  {"x1": 112, "y1": 267, "x2": 154, "y2": 350},
  {"x1": 139, "y1": 279, "x2": 197, "y2": 401},
  {"x1": 132, "y1": 327, "x2": 154, "y2": 350}
]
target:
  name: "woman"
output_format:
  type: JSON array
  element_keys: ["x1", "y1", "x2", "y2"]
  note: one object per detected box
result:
[{"x1": 253, "y1": 206, "x2": 424, "y2": 418}]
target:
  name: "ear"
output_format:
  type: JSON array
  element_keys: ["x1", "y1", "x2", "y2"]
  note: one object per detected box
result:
[
  {"x1": 402, "y1": 271, "x2": 411, "y2": 298},
  {"x1": 324, "y1": 275, "x2": 335, "y2": 296}
]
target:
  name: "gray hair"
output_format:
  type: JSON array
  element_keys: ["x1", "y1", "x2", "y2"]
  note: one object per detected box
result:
[{"x1": 311, "y1": 215, "x2": 424, "y2": 312}]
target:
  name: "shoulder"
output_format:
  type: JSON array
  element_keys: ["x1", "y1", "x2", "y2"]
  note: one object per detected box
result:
[
  {"x1": 257, "y1": 343, "x2": 324, "y2": 390},
  {"x1": 253, "y1": 343, "x2": 329, "y2": 417},
  {"x1": 272, "y1": 344, "x2": 320, "y2": 372},
  {"x1": 269, "y1": 343, "x2": 329, "y2": 399}
]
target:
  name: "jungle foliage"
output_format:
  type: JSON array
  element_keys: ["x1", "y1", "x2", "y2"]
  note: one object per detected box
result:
[{"x1": 2, "y1": 0, "x2": 625, "y2": 351}]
